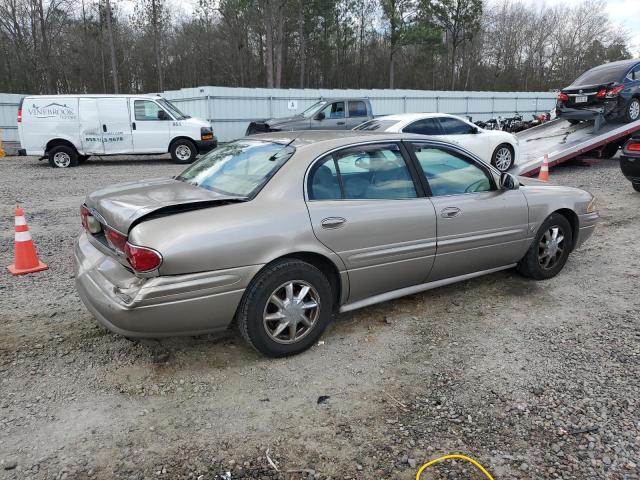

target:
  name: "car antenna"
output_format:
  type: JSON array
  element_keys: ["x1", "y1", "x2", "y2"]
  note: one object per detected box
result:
[{"x1": 269, "y1": 137, "x2": 296, "y2": 161}]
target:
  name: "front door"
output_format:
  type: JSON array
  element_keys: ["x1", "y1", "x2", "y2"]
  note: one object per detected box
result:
[
  {"x1": 406, "y1": 142, "x2": 529, "y2": 281},
  {"x1": 310, "y1": 101, "x2": 348, "y2": 130},
  {"x1": 130, "y1": 98, "x2": 172, "y2": 153},
  {"x1": 96, "y1": 97, "x2": 133, "y2": 154},
  {"x1": 305, "y1": 142, "x2": 437, "y2": 301}
]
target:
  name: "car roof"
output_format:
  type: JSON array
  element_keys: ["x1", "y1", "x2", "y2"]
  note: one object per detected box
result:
[{"x1": 374, "y1": 112, "x2": 463, "y2": 122}]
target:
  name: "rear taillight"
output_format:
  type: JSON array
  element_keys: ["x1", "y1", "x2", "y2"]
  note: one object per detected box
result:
[
  {"x1": 596, "y1": 89, "x2": 606, "y2": 98},
  {"x1": 17, "y1": 108, "x2": 22, "y2": 123},
  {"x1": 627, "y1": 142, "x2": 640, "y2": 152},
  {"x1": 606, "y1": 85, "x2": 624, "y2": 98},
  {"x1": 557, "y1": 92, "x2": 569, "y2": 102},
  {"x1": 125, "y1": 243, "x2": 162, "y2": 272},
  {"x1": 80, "y1": 205, "x2": 102, "y2": 234},
  {"x1": 105, "y1": 227, "x2": 128, "y2": 253}
]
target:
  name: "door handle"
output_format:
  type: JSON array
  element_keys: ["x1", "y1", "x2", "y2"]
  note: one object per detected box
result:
[
  {"x1": 337, "y1": 121, "x2": 345, "y2": 125},
  {"x1": 102, "y1": 124, "x2": 107, "y2": 133},
  {"x1": 440, "y1": 207, "x2": 461, "y2": 218},
  {"x1": 321, "y1": 217, "x2": 346, "y2": 229},
  {"x1": 132, "y1": 122, "x2": 136, "y2": 130}
]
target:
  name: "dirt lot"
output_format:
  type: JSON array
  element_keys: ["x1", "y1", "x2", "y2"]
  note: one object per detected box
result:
[{"x1": 0, "y1": 154, "x2": 639, "y2": 480}]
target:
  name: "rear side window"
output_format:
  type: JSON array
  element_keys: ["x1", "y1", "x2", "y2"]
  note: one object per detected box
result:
[
  {"x1": 134, "y1": 100, "x2": 165, "y2": 121},
  {"x1": 308, "y1": 144, "x2": 417, "y2": 200},
  {"x1": 437, "y1": 117, "x2": 475, "y2": 135},
  {"x1": 348, "y1": 101, "x2": 368, "y2": 117},
  {"x1": 403, "y1": 118, "x2": 442, "y2": 135}
]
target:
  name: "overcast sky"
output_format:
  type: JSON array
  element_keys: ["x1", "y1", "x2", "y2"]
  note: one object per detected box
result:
[{"x1": 120, "y1": 0, "x2": 640, "y2": 57}]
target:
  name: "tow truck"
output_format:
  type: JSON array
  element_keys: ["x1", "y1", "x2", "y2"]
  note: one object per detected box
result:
[{"x1": 512, "y1": 118, "x2": 640, "y2": 176}]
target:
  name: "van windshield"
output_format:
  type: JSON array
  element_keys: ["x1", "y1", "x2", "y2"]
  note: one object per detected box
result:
[
  {"x1": 158, "y1": 99, "x2": 189, "y2": 120},
  {"x1": 175, "y1": 140, "x2": 295, "y2": 197}
]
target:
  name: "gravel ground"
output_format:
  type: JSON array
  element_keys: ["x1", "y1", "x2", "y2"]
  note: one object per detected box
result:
[{"x1": 0, "y1": 154, "x2": 639, "y2": 480}]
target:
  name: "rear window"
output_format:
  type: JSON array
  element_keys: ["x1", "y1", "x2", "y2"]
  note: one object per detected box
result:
[
  {"x1": 571, "y1": 64, "x2": 630, "y2": 86},
  {"x1": 176, "y1": 140, "x2": 294, "y2": 198},
  {"x1": 353, "y1": 119, "x2": 400, "y2": 131}
]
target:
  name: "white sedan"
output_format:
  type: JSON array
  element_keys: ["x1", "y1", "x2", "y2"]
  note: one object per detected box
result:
[{"x1": 354, "y1": 113, "x2": 519, "y2": 172}]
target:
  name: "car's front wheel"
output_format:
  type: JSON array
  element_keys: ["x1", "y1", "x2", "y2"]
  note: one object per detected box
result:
[
  {"x1": 517, "y1": 213, "x2": 573, "y2": 280},
  {"x1": 170, "y1": 139, "x2": 197, "y2": 164},
  {"x1": 491, "y1": 144, "x2": 514, "y2": 172},
  {"x1": 622, "y1": 98, "x2": 640, "y2": 123},
  {"x1": 237, "y1": 259, "x2": 334, "y2": 357}
]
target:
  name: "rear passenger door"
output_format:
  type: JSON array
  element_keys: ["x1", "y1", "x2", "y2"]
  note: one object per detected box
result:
[
  {"x1": 346, "y1": 100, "x2": 370, "y2": 129},
  {"x1": 406, "y1": 142, "x2": 529, "y2": 281},
  {"x1": 305, "y1": 142, "x2": 437, "y2": 302}
]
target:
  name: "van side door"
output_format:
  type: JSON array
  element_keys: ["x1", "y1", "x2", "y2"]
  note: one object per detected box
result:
[
  {"x1": 97, "y1": 97, "x2": 134, "y2": 154},
  {"x1": 129, "y1": 99, "x2": 172, "y2": 153},
  {"x1": 79, "y1": 98, "x2": 104, "y2": 154}
]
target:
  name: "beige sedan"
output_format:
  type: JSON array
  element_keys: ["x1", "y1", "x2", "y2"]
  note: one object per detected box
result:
[{"x1": 75, "y1": 131, "x2": 598, "y2": 357}]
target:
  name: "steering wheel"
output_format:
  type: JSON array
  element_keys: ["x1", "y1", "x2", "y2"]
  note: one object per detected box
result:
[{"x1": 465, "y1": 178, "x2": 487, "y2": 193}]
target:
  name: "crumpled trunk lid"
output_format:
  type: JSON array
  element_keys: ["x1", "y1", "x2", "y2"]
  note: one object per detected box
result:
[{"x1": 85, "y1": 177, "x2": 236, "y2": 233}]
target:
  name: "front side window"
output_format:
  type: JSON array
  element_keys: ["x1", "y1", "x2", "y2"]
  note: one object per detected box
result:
[
  {"x1": 410, "y1": 144, "x2": 493, "y2": 196},
  {"x1": 319, "y1": 102, "x2": 345, "y2": 119},
  {"x1": 134, "y1": 100, "x2": 168, "y2": 121},
  {"x1": 403, "y1": 118, "x2": 442, "y2": 135},
  {"x1": 437, "y1": 117, "x2": 475, "y2": 135},
  {"x1": 348, "y1": 101, "x2": 368, "y2": 117},
  {"x1": 308, "y1": 144, "x2": 417, "y2": 200},
  {"x1": 176, "y1": 140, "x2": 294, "y2": 197}
]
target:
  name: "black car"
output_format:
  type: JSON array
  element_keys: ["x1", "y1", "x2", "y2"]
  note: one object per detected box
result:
[
  {"x1": 620, "y1": 135, "x2": 640, "y2": 192},
  {"x1": 557, "y1": 59, "x2": 640, "y2": 127}
]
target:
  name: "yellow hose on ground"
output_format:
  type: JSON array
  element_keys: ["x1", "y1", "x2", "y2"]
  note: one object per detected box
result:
[
  {"x1": 416, "y1": 454, "x2": 495, "y2": 480},
  {"x1": 0, "y1": 129, "x2": 5, "y2": 157}
]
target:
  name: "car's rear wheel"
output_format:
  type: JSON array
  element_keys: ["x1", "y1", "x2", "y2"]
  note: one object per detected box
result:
[
  {"x1": 622, "y1": 98, "x2": 640, "y2": 123},
  {"x1": 633, "y1": 182, "x2": 640, "y2": 193},
  {"x1": 170, "y1": 139, "x2": 197, "y2": 164},
  {"x1": 491, "y1": 144, "x2": 514, "y2": 172},
  {"x1": 237, "y1": 259, "x2": 333, "y2": 357},
  {"x1": 48, "y1": 145, "x2": 78, "y2": 168},
  {"x1": 517, "y1": 213, "x2": 573, "y2": 280}
]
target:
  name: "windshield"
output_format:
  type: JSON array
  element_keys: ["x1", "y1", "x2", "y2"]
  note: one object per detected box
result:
[
  {"x1": 175, "y1": 139, "x2": 295, "y2": 197},
  {"x1": 571, "y1": 64, "x2": 630, "y2": 86},
  {"x1": 353, "y1": 119, "x2": 399, "y2": 131},
  {"x1": 300, "y1": 101, "x2": 326, "y2": 118},
  {"x1": 158, "y1": 98, "x2": 190, "y2": 120}
]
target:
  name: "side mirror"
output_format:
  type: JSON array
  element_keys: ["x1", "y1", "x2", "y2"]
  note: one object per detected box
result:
[
  {"x1": 314, "y1": 111, "x2": 325, "y2": 121},
  {"x1": 471, "y1": 126, "x2": 479, "y2": 134},
  {"x1": 500, "y1": 172, "x2": 519, "y2": 190},
  {"x1": 158, "y1": 110, "x2": 170, "y2": 120}
]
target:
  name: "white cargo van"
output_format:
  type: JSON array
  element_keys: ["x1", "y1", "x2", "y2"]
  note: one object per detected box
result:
[{"x1": 17, "y1": 95, "x2": 217, "y2": 168}]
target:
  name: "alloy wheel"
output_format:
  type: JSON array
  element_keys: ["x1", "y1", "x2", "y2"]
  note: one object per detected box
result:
[
  {"x1": 263, "y1": 280, "x2": 320, "y2": 344},
  {"x1": 53, "y1": 152, "x2": 71, "y2": 168},
  {"x1": 538, "y1": 225, "x2": 565, "y2": 270},
  {"x1": 494, "y1": 147, "x2": 512, "y2": 171},
  {"x1": 629, "y1": 100, "x2": 640, "y2": 121},
  {"x1": 175, "y1": 145, "x2": 192, "y2": 161}
]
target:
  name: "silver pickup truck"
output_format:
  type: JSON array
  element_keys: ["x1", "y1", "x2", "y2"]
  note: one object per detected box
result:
[{"x1": 246, "y1": 98, "x2": 373, "y2": 135}]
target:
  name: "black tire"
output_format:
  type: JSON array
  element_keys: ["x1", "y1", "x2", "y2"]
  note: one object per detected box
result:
[
  {"x1": 78, "y1": 155, "x2": 90, "y2": 163},
  {"x1": 600, "y1": 142, "x2": 619, "y2": 159},
  {"x1": 622, "y1": 98, "x2": 640, "y2": 123},
  {"x1": 48, "y1": 145, "x2": 78, "y2": 168},
  {"x1": 490, "y1": 143, "x2": 514, "y2": 172},
  {"x1": 568, "y1": 119, "x2": 581, "y2": 125},
  {"x1": 237, "y1": 259, "x2": 334, "y2": 357},
  {"x1": 633, "y1": 182, "x2": 640, "y2": 193},
  {"x1": 517, "y1": 213, "x2": 573, "y2": 280},
  {"x1": 169, "y1": 139, "x2": 197, "y2": 164}
]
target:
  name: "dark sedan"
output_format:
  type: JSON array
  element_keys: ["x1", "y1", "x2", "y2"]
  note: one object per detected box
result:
[
  {"x1": 557, "y1": 59, "x2": 640, "y2": 127},
  {"x1": 620, "y1": 136, "x2": 640, "y2": 192}
]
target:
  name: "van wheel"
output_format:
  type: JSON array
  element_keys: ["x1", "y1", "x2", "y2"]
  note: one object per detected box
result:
[
  {"x1": 170, "y1": 139, "x2": 197, "y2": 164},
  {"x1": 48, "y1": 145, "x2": 78, "y2": 168}
]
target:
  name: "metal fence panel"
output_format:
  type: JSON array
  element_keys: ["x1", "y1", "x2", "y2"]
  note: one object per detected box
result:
[{"x1": 1, "y1": 88, "x2": 557, "y2": 147}]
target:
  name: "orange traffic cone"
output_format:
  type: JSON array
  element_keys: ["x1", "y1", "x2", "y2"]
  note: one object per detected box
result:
[
  {"x1": 7, "y1": 205, "x2": 48, "y2": 275},
  {"x1": 538, "y1": 153, "x2": 550, "y2": 182}
]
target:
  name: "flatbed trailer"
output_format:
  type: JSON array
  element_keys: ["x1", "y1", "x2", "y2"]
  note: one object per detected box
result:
[{"x1": 512, "y1": 118, "x2": 640, "y2": 176}]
